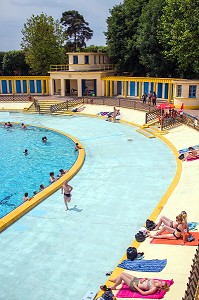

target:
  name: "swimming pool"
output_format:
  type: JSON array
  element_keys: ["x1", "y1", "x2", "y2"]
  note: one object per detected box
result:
[
  {"x1": 0, "y1": 112, "x2": 176, "y2": 300},
  {"x1": 0, "y1": 123, "x2": 78, "y2": 218}
]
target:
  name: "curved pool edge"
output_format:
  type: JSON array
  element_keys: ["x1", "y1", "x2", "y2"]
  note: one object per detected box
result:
[
  {"x1": 85, "y1": 116, "x2": 182, "y2": 299},
  {"x1": 0, "y1": 125, "x2": 85, "y2": 233}
]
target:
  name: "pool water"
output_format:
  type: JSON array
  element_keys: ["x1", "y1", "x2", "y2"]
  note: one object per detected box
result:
[
  {"x1": 0, "y1": 113, "x2": 176, "y2": 300},
  {"x1": 0, "y1": 123, "x2": 78, "y2": 218}
]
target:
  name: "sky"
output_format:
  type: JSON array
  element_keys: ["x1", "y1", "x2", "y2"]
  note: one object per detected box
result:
[{"x1": 1, "y1": 0, "x2": 122, "y2": 52}]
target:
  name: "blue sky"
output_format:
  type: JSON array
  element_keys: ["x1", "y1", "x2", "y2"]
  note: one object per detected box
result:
[{"x1": 1, "y1": 0, "x2": 122, "y2": 51}]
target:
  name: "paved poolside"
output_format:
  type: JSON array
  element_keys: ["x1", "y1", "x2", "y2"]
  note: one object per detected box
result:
[{"x1": 0, "y1": 104, "x2": 199, "y2": 300}]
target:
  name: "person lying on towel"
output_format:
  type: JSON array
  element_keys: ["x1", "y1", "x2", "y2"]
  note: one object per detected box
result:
[
  {"x1": 148, "y1": 213, "x2": 186, "y2": 245},
  {"x1": 182, "y1": 147, "x2": 199, "y2": 161},
  {"x1": 109, "y1": 272, "x2": 169, "y2": 295}
]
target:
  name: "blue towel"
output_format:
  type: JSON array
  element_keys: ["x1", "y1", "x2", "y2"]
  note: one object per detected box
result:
[
  {"x1": 188, "y1": 222, "x2": 199, "y2": 231},
  {"x1": 118, "y1": 259, "x2": 167, "y2": 272}
]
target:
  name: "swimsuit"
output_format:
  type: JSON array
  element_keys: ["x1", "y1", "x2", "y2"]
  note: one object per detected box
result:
[
  {"x1": 129, "y1": 277, "x2": 139, "y2": 292},
  {"x1": 64, "y1": 193, "x2": 71, "y2": 197},
  {"x1": 129, "y1": 277, "x2": 152, "y2": 292},
  {"x1": 173, "y1": 226, "x2": 182, "y2": 239}
]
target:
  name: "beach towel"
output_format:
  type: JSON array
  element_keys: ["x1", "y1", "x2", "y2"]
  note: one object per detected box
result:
[
  {"x1": 98, "y1": 111, "x2": 110, "y2": 116},
  {"x1": 116, "y1": 279, "x2": 174, "y2": 299},
  {"x1": 178, "y1": 145, "x2": 199, "y2": 161},
  {"x1": 150, "y1": 231, "x2": 199, "y2": 246},
  {"x1": 118, "y1": 259, "x2": 167, "y2": 272}
]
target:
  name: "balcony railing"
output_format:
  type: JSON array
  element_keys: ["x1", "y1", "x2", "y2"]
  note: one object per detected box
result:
[{"x1": 50, "y1": 64, "x2": 115, "y2": 72}]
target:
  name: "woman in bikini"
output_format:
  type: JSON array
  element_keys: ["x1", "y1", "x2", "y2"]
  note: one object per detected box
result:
[
  {"x1": 107, "y1": 272, "x2": 169, "y2": 295},
  {"x1": 153, "y1": 211, "x2": 188, "y2": 231},
  {"x1": 148, "y1": 213, "x2": 187, "y2": 245}
]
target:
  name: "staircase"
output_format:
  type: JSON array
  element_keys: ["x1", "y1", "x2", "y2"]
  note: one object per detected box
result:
[
  {"x1": 26, "y1": 99, "x2": 63, "y2": 114},
  {"x1": 136, "y1": 123, "x2": 168, "y2": 138}
]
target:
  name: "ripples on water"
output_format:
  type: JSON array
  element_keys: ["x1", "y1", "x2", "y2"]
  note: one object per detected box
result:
[{"x1": 0, "y1": 124, "x2": 78, "y2": 218}]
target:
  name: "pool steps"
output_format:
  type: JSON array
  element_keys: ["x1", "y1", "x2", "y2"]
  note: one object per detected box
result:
[{"x1": 136, "y1": 124, "x2": 168, "y2": 138}]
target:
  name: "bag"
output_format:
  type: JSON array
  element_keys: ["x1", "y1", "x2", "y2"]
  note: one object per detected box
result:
[
  {"x1": 178, "y1": 153, "x2": 185, "y2": 160},
  {"x1": 126, "y1": 247, "x2": 137, "y2": 261},
  {"x1": 187, "y1": 234, "x2": 195, "y2": 242},
  {"x1": 135, "y1": 232, "x2": 146, "y2": 242},
  {"x1": 146, "y1": 219, "x2": 156, "y2": 231},
  {"x1": 100, "y1": 290, "x2": 116, "y2": 300}
]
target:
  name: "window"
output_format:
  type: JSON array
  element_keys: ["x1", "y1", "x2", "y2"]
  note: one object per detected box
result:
[
  {"x1": 189, "y1": 85, "x2": 197, "y2": 98},
  {"x1": 84, "y1": 55, "x2": 89, "y2": 64},
  {"x1": 94, "y1": 55, "x2": 96, "y2": 64},
  {"x1": 176, "y1": 85, "x2": 182, "y2": 97},
  {"x1": 99, "y1": 55, "x2": 101, "y2": 64},
  {"x1": 73, "y1": 56, "x2": 78, "y2": 64}
]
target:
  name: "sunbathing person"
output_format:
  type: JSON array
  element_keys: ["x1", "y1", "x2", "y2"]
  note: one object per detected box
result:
[
  {"x1": 148, "y1": 213, "x2": 187, "y2": 245},
  {"x1": 182, "y1": 147, "x2": 199, "y2": 161},
  {"x1": 108, "y1": 272, "x2": 169, "y2": 295},
  {"x1": 154, "y1": 210, "x2": 188, "y2": 231}
]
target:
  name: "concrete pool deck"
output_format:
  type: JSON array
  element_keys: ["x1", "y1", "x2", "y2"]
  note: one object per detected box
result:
[
  {"x1": 76, "y1": 104, "x2": 199, "y2": 300},
  {"x1": 0, "y1": 103, "x2": 198, "y2": 299}
]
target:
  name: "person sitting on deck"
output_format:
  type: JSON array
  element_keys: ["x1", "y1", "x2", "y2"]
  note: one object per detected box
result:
[{"x1": 148, "y1": 213, "x2": 187, "y2": 245}]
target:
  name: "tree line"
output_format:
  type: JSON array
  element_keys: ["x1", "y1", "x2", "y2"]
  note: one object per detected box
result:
[
  {"x1": 0, "y1": 1, "x2": 199, "y2": 78},
  {"x1": 106, "y1": 0, "x2": 199, "y2": 79},
  {"x1": 0, "y1": 11, "x2": 94, "y2": 76}
]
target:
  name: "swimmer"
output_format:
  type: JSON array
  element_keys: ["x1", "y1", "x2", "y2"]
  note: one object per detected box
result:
[
  {"x1": 57, "y1": 169, "x2": 68, "y2": 178},
  {"x1": 39, "y1": 184, "x2": 45, "y2": 191},
  {"x1": 22, "y1": 192, "x2": 31, "y2": 202},
  {"x1": 42, "y1": 136, "x2": 47, "y2": 142},
  {"x1": 24, "y1": 149, "x2": 29, "y2": 155},
  {"x1": 21, "y1": 123, "x2": 27, "y2": 129},
  {"x1": 7, "y1": 121, "x2": 13, "y2": 127},
  {"x1": 49, "y1": 172, "x2": 56, "y2": 183},
  {"x1": 75, "y1": 143, "x2": 81, "y2": 151}
]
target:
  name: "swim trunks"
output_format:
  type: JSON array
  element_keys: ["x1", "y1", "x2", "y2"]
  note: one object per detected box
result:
[{"x1": 64, "y1": 193, "x2": 71, "y2": 197}]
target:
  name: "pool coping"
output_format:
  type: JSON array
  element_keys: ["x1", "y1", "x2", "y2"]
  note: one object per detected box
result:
[
  {"x1": 0, "y1": 124, "x2": 85, "y2": 233},
  {"x1": 75, "y1": 113, "x2": 182, "y2": 299}
]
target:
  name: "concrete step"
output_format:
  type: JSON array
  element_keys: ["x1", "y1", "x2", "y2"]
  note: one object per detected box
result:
[{"x1": 136, "y1": 128, "x2": 155, "y2": 138}]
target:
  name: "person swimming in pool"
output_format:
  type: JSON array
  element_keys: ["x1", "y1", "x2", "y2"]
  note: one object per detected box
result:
[
  {"x1": 23, "y1": 149, "x2": 29, "y2": 156},
  {"x1": 22, "y1": 192, "x2": 31, "y2": 202},
  {"x1": 49, "y1": 172, "x2": 56, "y2": 183},
  {"x1": 21, "y1": 123, "x2": 27, "y2": 129},
  {"x1": 148, "y1": 213, "x2": 187, "y2": 245},
  {"x1": 57, "y1": 169, "x2": 68, "y2": 178},
  {"x1": 108, "y1": 272, "x2": 169, "y2": 295},
  {"x1": 39, "y1": 184, "x2": 45, "y2": 191},
  {"x1": 61, "y1": 181, "x2": 73, "y2": 211}
]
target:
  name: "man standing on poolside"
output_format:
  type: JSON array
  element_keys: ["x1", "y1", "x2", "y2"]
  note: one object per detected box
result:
[{"x1": 61, "y1": 181, "x2": 73, "y2": 211}]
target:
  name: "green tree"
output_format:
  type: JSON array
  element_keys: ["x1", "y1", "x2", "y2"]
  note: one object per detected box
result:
[
  {"x1": 105, "y1": 0, "x2": 149, "y2": 74},
  {"x1": 21, "y1": 13, "x2": 65, "y2": 75},
  {"x1": 60, "y1": 10, "x2": 93, "y2": 52},
  {"x1": 83, "y1": 45, "x2": 108, "y2": 53},
  {"x1": 136, "y1": 0, "x2": 177, "y2": 77},
  {"x1": 0, "y1": 52, "x2": 5, "y2": 75},
  {"x1": 159, "y1": 0, "x2": 199, "y2": 78},
  {"x1": 2, "y1": 50, "x2": 30, "y2": 76},
  {"x1": 105, "y1": 4, "x2": 128, "y2": 71}
]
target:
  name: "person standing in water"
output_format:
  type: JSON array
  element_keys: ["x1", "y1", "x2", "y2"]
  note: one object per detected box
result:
[{"x1": 61, "y1": 181, "x2": 73, "y2": 211}]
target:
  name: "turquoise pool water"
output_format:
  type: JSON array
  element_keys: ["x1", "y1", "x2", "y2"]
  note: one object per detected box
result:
[
  {"x1": 0, "y1": 112, "x2": 176, "y2": 300},
  {"x1": 0, "y1": 123, "x2": 78, "y2": 218}
]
